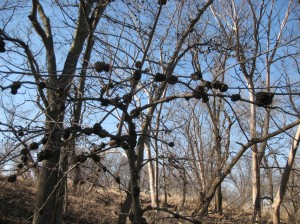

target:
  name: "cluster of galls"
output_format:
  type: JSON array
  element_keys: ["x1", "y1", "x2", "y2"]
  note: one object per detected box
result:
[
  {"x1": 30, "y1": 137, "x2": 51, "y2": 162},
  {"x1": 231, "y1": 94, "x2": 241, "y2": 102},
  {"x1": 90, "y1": 153, "x2": 101, "y2": 163},
  {"x1": 10, "y1": 81, "x2": 21, "y2": 95},
  {"x1": 63, "y1": 125, "x2": 83, "y2": 139},
  {"x1": 19, "y1": 141, "x2": 39, "y2": 164},
  {"x1": 115, "y1": 176, "x2": 121, "y2": 184},
  {"x1": 158, "y1": 0, "x2": 167, "y2": 5},
  {"x1": 130, "y1": 108, "x2": 141, "y2": 118},
  {"x1": 135, "y1": 61, "x2": 142, "y2": 69},
  {"x1": 108, "y1": 135, "x2": 131, "y2": 150},
  {"x1": 76, "y1": 153, "x2": 89, "y2": 163},
  {"x1": 20, "y1": 148, "x2": 30, "y2": 164},
  {"x1": 38, "y1": 81, "x2": 47, "y2": 90},
  {"x1": 210, "y1": 80, "x2": 228, "y2": 92},
  {"x1": 21, "y1": 139, "x2": 53, "y2": 163},
  {"x1": 30, "y1": 141, "x2": 52, "y2": 162},
  {"x1": 167, "y1": 75, "x2": 178, "y2": 85},
  {"x1": 229, "y1": 91, "x2": 274, "y2": 106},
  {"x1": 94, "y1": 61, "x2": 110, "y2": 73},
  {"x1": 154, "y1": 73, "x2": 166, "y2": 82},
  {"x1": 0, "y1": 37, "x2": 5, "y2": 53},
  {"x1": 255, "y1": 92, "x2": 274, "y2": 106},
  {"x1": 18, "y1": 129, "x2": 25, "y2": 137},
  {"x1": 79, "y1": 123, "x2": 109, "y2": 138},
  {"x1": 191, "y1": 79, "x2": 229, "y2": 103},
  {"x1": 76, "y1": 152, "x2": 102, "y2": 164},
  {"x1": 7, "y1": 174, "x2": 17, "y2": 183},
  {"x1": 131, "y1": 70, "x2": 142, "y2": 86},
  {"x1": 192, "y1": 85, "x2": 209, "y2": 103},
  {"x1": 190, "y1": 71, "x2": 202, "y2": 81},
  {"x1": 68, "y1": 123, "x2": 109, "y2": 140},
  {"x1": 168, "y1": 142, "x2": 174, "y2": 147},
  {"x1": 153, "y1": 73, "x2": 179, "y2": 85},
  {"x1": 37, "y1": 150, "x2": 52, "y2": 162},
  {"x1": 99, "y1": 85, "x2": 124, "y2": 108}
]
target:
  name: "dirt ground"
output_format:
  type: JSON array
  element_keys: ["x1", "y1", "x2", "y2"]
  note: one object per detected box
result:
[{"x1": 0, "y1": 176, "x2": 277, "y2": 224}]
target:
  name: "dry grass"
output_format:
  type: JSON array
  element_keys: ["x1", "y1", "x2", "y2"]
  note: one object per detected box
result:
[
  {"x1": 0, "y1": 176, "x2": 35, "y2": 224},
  {"x1": 0, "y1": 176, "x2": 119, "y2": 224},
  {"x1": 0, "y1": 176, "x2": 289, "y2": 224}
]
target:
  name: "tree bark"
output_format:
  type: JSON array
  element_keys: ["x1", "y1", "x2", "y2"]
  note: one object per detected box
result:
[
  {"x1": 32, "y1": 1, "x2": 109, "y2": 223},
  {"x1": 33, "y1": 111, "x2": 64, "y2": 224},
  {"x1": 180, "y1": 170, "x2": 187, "y2": 211},
  {"x1": 215, "y1": 179, "x2": 222, "y2": 214},
  {"x1": 145, "y1": 140, "x2": 157, "y2": 207},
  {"x1": 272, "y1": 124, "x2": 300, "y2": 224},
  {"x1": 246, "y1": 81, "x2": 261, "y2": 223},
  {"x1": 117, "y1": 186, "x2": 133, "y2": 224}
]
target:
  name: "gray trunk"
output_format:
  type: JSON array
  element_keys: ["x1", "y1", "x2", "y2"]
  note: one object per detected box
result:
[
  {"x1": 215, "y1": 183, "x2": 222, "y2": 214},
  {"x1": 117, "y1": 188, "x2": 133, "y2": 224},
  {"x1": 33, "y1": 114, "x2": 64, "y2": 224}
]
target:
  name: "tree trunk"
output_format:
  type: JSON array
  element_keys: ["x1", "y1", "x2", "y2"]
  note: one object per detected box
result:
[
  {"x1": 252, "y1": 152, "x2": 261, "y2": 223},
  {"x1": 145, "y1": 141, "x2": 157, "y2": 207},
  {"x1": 162, "y1": 157, "x2": 168, "y2": 206},
  {"x1": 129, "y1": 155, "x2": 143, "y2": 223},
  {"x1": 263, "y1": 156, "x2": 274, "y2": 203},
  {"x1": 117, "y1": 187, "x2": 132, "y2": 224},
  {"x1": 215, "y1": 182, "x2": 222, "y2": 214},
  {"x1": 155, "y1": 139, "x2": 160, "y2": 208},
  {"x1": 56, "y1": 145, "x2": 69, "y2": 217},
  {"x1": 207, "y1": 99, "x2": 223, "y2": 215},
  {"x1": 180, "y1": 170, "x2": 187, "y2": 211},
  {"x1": 31, "y1": 2, "x2": 108, "y2": 223},
  {"x1": 247, "y1": 81, "x2": 261, "y2": 223},
  {"x1": 33, "y1": 154, "x2": 62, "y2": 224},
  {"x1": 71, "y1": 143, "x2": 81, "y2": 189},
  {"x1": 186, "y1": 120, "x2": 204, "y2": 192},
  {"x1": 272, "y1": 124, "x2": 300, "y2": 224},
  {"x1": 33, "y1": 111, "x2": 64, "y2": 224},
  {"x1": 115, "y1": 2, "x2": 216, "y2": 221}
]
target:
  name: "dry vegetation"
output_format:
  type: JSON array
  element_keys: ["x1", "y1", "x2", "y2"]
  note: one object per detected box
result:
[{"x1": 0, "y1": 176, "x2": 283, "y2": 224}]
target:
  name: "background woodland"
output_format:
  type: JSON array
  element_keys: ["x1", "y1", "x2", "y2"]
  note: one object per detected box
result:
[{"x1": 0, "y1": 0, "x2": 300, "y2": 223}]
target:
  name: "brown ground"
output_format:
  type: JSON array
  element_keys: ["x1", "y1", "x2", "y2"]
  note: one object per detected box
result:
[
  {"x1": 0, "y1": 176, "x2": 119, "y2": 224},
  {"x1": 0, "y1": 176, "x2": 276, "y2": 224}
]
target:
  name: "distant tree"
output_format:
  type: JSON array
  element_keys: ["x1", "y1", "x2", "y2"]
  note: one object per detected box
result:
[{"x1": 210, "y1": 0, "x2": 300, "y2": 222}]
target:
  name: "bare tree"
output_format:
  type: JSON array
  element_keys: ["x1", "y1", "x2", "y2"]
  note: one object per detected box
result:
[
  {"x1": 1, "y1": 1, "x2": 110, "y2": 223},
  {"x1": 1, "y1": 1, "x2": 300, "y2": 224},
  {"x1": 272, "y1": 124, "x2": 300, "y2": 223},
  {"x1": 210, "y1": 0, "x2": 299, "y2": 222}
]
